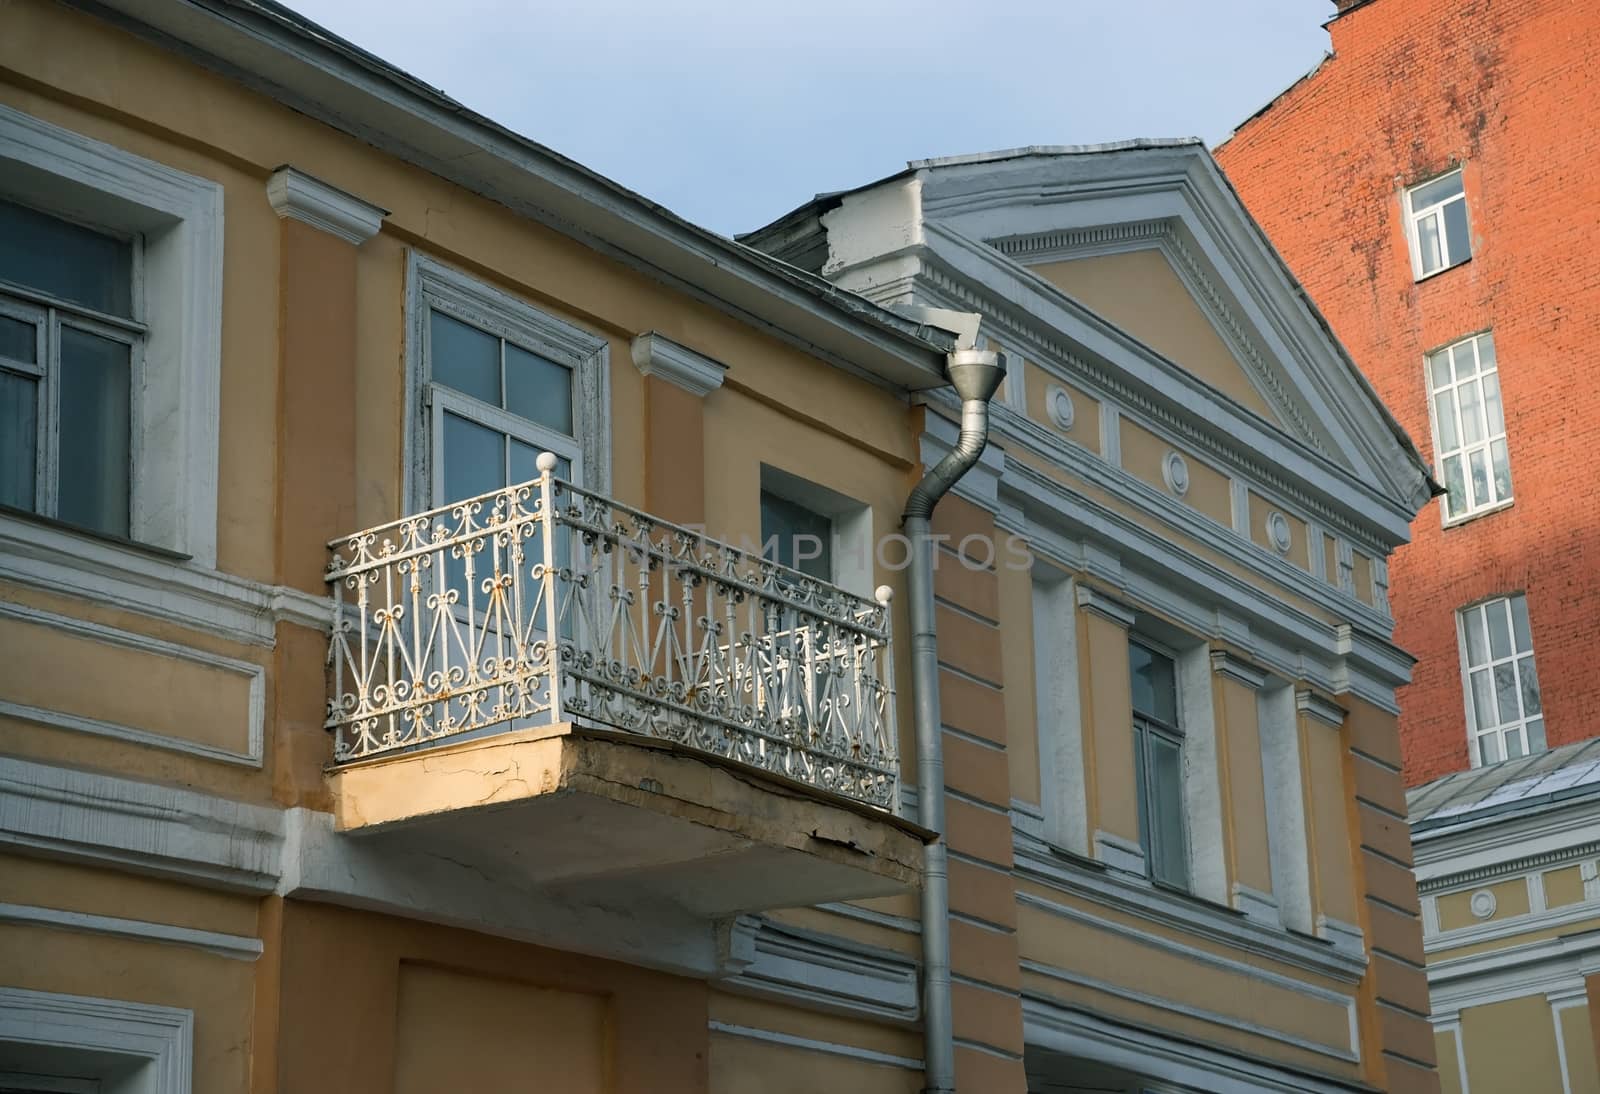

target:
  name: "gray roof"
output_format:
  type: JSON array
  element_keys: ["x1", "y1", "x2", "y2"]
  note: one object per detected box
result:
[{"x1": 1408, "y1": 738, "x2": 1600, "y2": 836}]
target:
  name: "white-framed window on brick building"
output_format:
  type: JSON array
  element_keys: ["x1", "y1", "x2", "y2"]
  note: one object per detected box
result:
[
  {"x1": 1427, "y1": 332, "x2": 1511, "y2": 524},
  {"x1": 1458, "y1": 594, "x2": 1545, "y2": 767},
  {"x1": 1405, "y1": 168, "x2": 1471, "y2": 278}
]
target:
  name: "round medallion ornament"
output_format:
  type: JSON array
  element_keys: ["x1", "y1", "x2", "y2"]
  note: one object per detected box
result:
[
  {"x1": 1161, "y1": 451, "x2": 1190, "y2": 498},
  {"x1": 1469, "y1": 889, "x2": 1497, "y2": 920},
  {"x1": 1045, "y1": 385, "x2": 1075, "y2": 432},
  {"x1": 1266, "y1": 511, "x2": 1292, "y2": 554}
]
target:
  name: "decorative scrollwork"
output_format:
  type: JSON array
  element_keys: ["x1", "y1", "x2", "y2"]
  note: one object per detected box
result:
[{"x1": 325, "y1": 465, "x2": 899, "y2": 809}]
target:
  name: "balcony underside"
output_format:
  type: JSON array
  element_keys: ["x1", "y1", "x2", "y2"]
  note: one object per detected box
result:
[{"x1": 327, "y1": 723, "x2": 927, "y2": 917}]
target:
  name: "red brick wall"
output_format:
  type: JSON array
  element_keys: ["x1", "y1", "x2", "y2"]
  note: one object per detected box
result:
[{"x1": 1217, "y1": 0, "x2": 1600, "y2": 786}]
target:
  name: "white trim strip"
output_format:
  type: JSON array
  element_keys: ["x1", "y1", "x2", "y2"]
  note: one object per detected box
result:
[
  {"x1": 707, "y1": 1021, "x2": 924, "y2": 1071},
  {"x1": 0, "y1": 599, "x2": 264, "y2": 766},
  {"x1": 0, "y1": 902, "x2": 262, "y2": 961}
]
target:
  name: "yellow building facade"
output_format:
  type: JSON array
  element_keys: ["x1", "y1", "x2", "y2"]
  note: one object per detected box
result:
[{"x1": 0, "y1": 2, "x2": 1440, "y2": 1092}]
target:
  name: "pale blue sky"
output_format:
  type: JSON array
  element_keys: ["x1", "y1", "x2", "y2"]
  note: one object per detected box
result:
[{"x1": 284, "y1": 0, "x2": 1334, "y2": 236}]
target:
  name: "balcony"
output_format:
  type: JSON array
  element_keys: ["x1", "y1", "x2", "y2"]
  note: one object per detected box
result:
[{"x1": 319, "y1": 456, "x2": 921, "y2": 922}]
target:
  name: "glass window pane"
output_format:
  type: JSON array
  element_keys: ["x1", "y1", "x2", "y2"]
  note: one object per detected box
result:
[
  {"x1": 0, "y1": 369, "x2": 38, "y2": 511},
  {"x1": 1478, "y1": 732, "x2": 1501, "y2": 765},
  {"x1": 1417, "y1": 213, "x2": 1443, "y2": 274},
  {"x1": 1468, "y1": 448, "x2": 1491, "y2": 508},
  {"x1": 1463, "y1": 608, "x2": 1488, "y2": 664},
  {"x1": 1434, "y1": 393, "x2": 1460, "y2": 451},
  {"x1": 442, "y1": 411, "x2": 506, "y2": 503},
  {"x1": 760, "y1": 490, "x2": 833, "y2": 582},
  {"x1": 57, "y1": 326, "x2": 130, "y2": 536},
  {"x1": 1428, "y1": 351, "x2": 1452, "y2": 390},
  {"x1": 1490, "y1": 439, "x2": 1511, "y2": 501},
  {"x1": 1504, "y1": 728, "x2": 1524, "y2": 759},
  {"x1": 1480, "y1": 372, "x2": 1504, "y2": 434},
  {"x1": 1458, "y1": 381, "x2": 1483, "y2": 445},
  {"x1": 1493, "y1": 662, "x2": 1520, "y2": 723},
  {"x1": 1470, "y1": 670, "x2": 1496, "y2": 731},
  {"x1": 1526, "y1": 718, "x2": 1546, "y2": 752},
  {"x1": 1128, "y1": 642, "x2": 1177, "y2": 725},
  {"x1": 1518, "y1": 656, "x2": 1541, "y2": 715},
  {"x1": 0, "y1": 315, "x2": 37, "y2": 364},
  {"x1": 1452, "y1": 341, "x2": 1478, "y2": 380},
  {"x1": 509, "y1": 439, "x2": 570, "y2": 486},
  {"x1": 0, "y1": 200, "x2": 132, "y2": 317},
  {"x1": 1412, "y1": 172, "x2": 1464, "y2": 210},
  {"x1": 1476, "y1": 334, "x2": 1497, "y2": 371},
  {"x1": 504, "y1": 344, "x2": 573, "y2": 435},
  {"x1": 1510, "y1": 596, "x2": 1532, "y2": 651},
  {"x1": 1486, "y1": 601, "x2": 1512, "y2": 659},
  {"x1": 1442, "y1": 197, "x2": 1471, "y2": 264},
  {"x1": 1150, "y1": 735, "x2": 1188, "y2": 888},
  {"x1": 430, "y1": 311, "x2": 500, "y2": 405},
  {"x1": 1443, "y1": 454, "x2": 1466, "y2": 518},
  {"x1": 1133, "y1": 725, "x2": 1150, "y2": 864}
]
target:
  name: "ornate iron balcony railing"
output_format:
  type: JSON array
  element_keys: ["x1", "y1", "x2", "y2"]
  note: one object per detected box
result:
[{"x1": 324, "y1": 455, "x2": 899, "y2": 809}]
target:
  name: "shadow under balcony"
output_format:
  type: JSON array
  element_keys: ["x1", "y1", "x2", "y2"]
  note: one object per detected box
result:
[{"x1": 321, "y1": 457, "x2": 923, "y2": 921}]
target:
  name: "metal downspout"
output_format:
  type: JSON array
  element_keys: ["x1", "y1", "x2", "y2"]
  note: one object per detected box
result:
[{"x1": 904, "y1": 348, "x2": 1005, "y2": 1094}]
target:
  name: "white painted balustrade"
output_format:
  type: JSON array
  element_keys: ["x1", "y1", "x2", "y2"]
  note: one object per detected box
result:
[{"x1": 325, "y1": 456, "x2": 899, "y2": 809}]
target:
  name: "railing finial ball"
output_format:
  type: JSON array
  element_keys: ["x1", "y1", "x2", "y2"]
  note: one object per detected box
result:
[
  {"x1": 536, "y1": 451, "x2": 560, "y2": 473},
  {"x1": 875, "y1": 584, "x2": 894, "y2": 606}
]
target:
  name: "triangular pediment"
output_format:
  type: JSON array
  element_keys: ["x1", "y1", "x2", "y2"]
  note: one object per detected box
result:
[{"x1": 1028, "y1": 246, "x2": 1285, "y2": 428}]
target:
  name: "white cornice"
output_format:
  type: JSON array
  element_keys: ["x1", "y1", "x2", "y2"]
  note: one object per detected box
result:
[
  {"x1": 1296, "y1": 689, "x2": 1348, "y2": 728},
  {"x1": 721, "y1": 918, "x2": 919, "y2": 1023},
  {"x1": 1076, "y1": 583, "x2": 1137, "y2": 628},
  {"x1": 629, "y1": 331, "x2": 728, "y2": 397},
  {"x1": 0, "y1": 756, "x2": 284, "y2": 893},
  {"x1": 1211, "y1": 649, "x2": 1267, "y2": 689},
  {"x1": 1427, "y1": 930, "x2": 1600, "y2": 1016},
  {"x1": 266, "y1": 165, "x2": 386, "y2": 245},
  {"x1": 1412, "y1": 793, "x2": 1600, "y2": 883}
]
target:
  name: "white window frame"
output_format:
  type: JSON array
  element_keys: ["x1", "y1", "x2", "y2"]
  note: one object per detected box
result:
[
  {"x1": 0, "y1": 988, "x2": 191, "y2": 1094},
  {"x1": 404, "y1": 253, "x2": 609, "y2": 513},
  {"x1": 756, "y1": 465, "x2": 873, "y2": 598},
  {"x1": 1427, "y1": 332, "x2": 1512, "y2": 525},
  {"x1": 1456, "y1": 594, "x2": 1545, "y2": 767},
  {"x1": 1405, "y1": 167, "x2": 1471, "y2": 280},
  {"x1": 0, "y1": 206, "x2": 146, "y2": 537},
  {"x1": 1130, "y1": 636, "x2": 1190, "y2": 891},
  {"x1": 0, "y1": 104, "x2": 222, "y2": 564}
]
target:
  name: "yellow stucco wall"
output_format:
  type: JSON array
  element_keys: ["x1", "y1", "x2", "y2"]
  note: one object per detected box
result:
[{"x1": 1030, "y1": 249, "x2": 1280, "y2": 422}]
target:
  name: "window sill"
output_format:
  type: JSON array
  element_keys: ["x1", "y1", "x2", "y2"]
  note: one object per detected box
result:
[
  {"x1": 0, "y1": 504, "x2": 191, "y2": 563},
  {"x1": 1440, "y1": 497, "x2": 1514, "y2": 530},
  {"x1": 1413, "y1": 255, "x2": 1472, "y2": 284}
]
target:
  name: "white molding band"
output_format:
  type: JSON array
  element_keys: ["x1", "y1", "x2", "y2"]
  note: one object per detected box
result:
[
  {"x1": 1232, "y1": 882, "x2": 1281, "y2": 926},
  {"x1": 630, "y1": 331, "x2": 728, "y2": 397},
  {"x1": 0, "y1": 902, "x2": 262, "y2": 961},
  {"x1": 1015, "y1": 835, "x2": 1366, "y2": 984},
  {"x1": 707, "y1": 1022, "x2": 923, "y2": 1072},
  {"x1": 1093, "y1": 829, "x2": 1147, "y2": 875},
  {"x1": 0, "y1": 756, "x2": 284, "y2": 893},
  {"x1": 721, "y1": 919, "x2": 919, "y2": 1023},
  {"x1": 265, "y1": 165, "x2": 386, "y2": 245},
  {"x1": 0, "y1": 510, "x2": 329, "y2": 647},
  {"x1": 1025, "y1": 999, "x2": 1366, "y2": 1094},
  {"x1": 0, "y1": 987, "x2": 193, "y2": 1094},
  {"x1": 1427, "y1": 929, "x2": 1600, "y2": 1015},
  {"x1": 0, "y1": 600, "x2": 264, "y2": 766}
]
